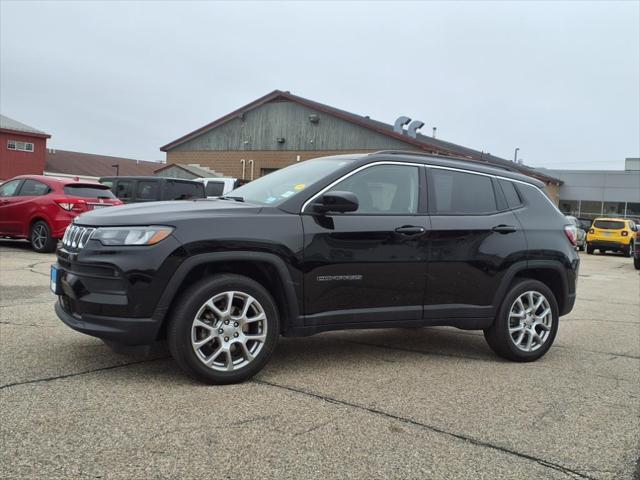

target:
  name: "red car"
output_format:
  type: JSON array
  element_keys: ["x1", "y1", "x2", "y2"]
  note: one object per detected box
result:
[{"x1": 0, "y1": 175, "x2": 122, "y2": 252}]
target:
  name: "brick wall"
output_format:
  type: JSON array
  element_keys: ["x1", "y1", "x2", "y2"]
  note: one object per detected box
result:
[{"x1": 166, "y1": 150, "x2": 377, "y2": 180}]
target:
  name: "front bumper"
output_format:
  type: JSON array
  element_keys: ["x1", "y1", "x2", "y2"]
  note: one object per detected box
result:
[{"x1": 55, "y1": 301, "x2": 161, "y2": 345}]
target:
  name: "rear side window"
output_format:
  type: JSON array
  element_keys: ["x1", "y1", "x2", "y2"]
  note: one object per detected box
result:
[
  {"x1": 114, "y1": 181, "x2": 133, "y2": 200},
  {"x1": 205, "y1": 181, "x2": 225, "y2": 197},
  {"x1": 167, "y1": 181, "x2": 205, "y2": 200},
  {"x1": 136, "y1": 181, "x2": 160, "y2": 201},
  {"x1": 64, "y1": 185, "x2": 116, "y2": 199},
  {"x1": 19, "y1": 179, "x2": 50, "y2": 196},
  {"x1": 499, "y1": 179, "x2": 523, "y2": 209},
  {"x1": 593, "y1": 220, "x2": 625, "y2": 230},
  {"x1": 430, "y1": 169, "x2": 497, "y2": 214}
]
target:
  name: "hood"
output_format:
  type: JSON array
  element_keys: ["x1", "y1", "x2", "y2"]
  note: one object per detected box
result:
[{"x1": 75, "y1": 199, "x2": 262, "y2": 227}]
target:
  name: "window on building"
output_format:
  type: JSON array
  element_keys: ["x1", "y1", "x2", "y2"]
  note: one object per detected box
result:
[
  {"x1": 327, "y1": 165, "x2": 420, "y2": 214},
  {"x1": 7, "y1": 140, "x2": 35, "y2": 152},
  {"x1": 627, "y1": 203, "x2": 640, "y2": 219},
  {"x1": 579, "y1": 200, "x2": 603, "y2": 218},
  {"x1": 260, "y1": 168, "x2": 279, "y2": 177},
  {"x1": 559, "y1": 199, "x2": 579, "y2": 216},
  {"x1": 430, "y1": 169, "x2": 497, "y2": 215},
  {"x1": 18, "y1": 180, "x2": 50, "y2": 196},
  {"x1": 603, "y1": 202, "x2": 625, "y2": 217}
]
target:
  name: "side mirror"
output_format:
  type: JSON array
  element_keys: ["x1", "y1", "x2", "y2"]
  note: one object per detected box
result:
[{"x1": 311, "y1": 191, "x2": 359, "y2": 214}]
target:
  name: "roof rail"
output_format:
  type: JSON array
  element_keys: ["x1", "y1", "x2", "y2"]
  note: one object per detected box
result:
[{"x1": 369, "y1": 150, "x2": 518, "y2": 173}]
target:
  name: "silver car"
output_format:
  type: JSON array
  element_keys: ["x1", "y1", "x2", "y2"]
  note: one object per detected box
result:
[{"x1": 566, "y1": 215, "x2": 587, "y2": 251}]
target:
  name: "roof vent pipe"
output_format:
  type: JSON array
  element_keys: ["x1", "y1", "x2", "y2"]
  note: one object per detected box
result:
[
  {"x1": 432, "y1": 127, "x2": 437, "y2": 138},
  {"x1": 407, "y1": 120, "x2": 425, "y2": 138},
  {"x1": 393, "y1": 116, "x2": 411, "y2": 134}
]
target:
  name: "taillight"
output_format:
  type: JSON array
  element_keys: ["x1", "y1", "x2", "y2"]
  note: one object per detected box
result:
[
  {"x1": 621, "y1": 231, "x2": 628, "y2": 237},
  {"x1": 589, "y1": 228, "x2": 595, "y2": 234},
  {"x1": 564, "y1": 225, "x2": 577, "y2": 246},
  {"x1": 55, "y1": 199, "x2": 88, "y2": 212}
]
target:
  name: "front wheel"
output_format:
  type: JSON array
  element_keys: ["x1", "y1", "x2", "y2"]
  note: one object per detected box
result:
[
  {"x1": 167, "y1": 274, "x2": 279, "y2": 384},
  {"x1": 484, "y1": 279, "x2": 559, "y2": 362},
  {"x1": 30, "y1": 220, "x2": 57, "y2": 253}
]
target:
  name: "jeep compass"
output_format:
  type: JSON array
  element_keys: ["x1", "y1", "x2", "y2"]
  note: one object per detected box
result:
[{"x1": 52, "y1": 151, "x2": 579, "y2": 384}]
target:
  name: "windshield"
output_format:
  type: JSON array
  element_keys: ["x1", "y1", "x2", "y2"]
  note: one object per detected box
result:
[
  {"x1": 64, "y1": 185, "x2": 116, "y2": 199},
  {"x1": 231, "y1": 157, "x2": 357, "y2": 205},
  {"x1": 593, "y1": 220, "x2": 625, "y2": 230}
]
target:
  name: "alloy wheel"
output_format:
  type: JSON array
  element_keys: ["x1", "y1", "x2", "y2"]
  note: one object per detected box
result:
[
  {"x1": 191, "y1": 291, "x2": 267, "y2": 372},
  {"x1": 32, "y1": 224, "x2": 48, "y2": 250},
  {"x1": 508, "y1": 291, "x2": 553, "y2": 352}
]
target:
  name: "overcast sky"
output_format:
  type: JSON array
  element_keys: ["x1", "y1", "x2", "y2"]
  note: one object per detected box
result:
[{"x1": 1, "y1": 1, "x2": 639, "y2": 170}]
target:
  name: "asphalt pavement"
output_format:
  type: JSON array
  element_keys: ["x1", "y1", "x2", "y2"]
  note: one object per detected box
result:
[{"x1": 1, "y1": 239, "x2": 638, "y2": 480}]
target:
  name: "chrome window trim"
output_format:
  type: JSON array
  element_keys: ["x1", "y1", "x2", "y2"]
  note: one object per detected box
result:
[{"x1": 300, "y1": 160, "x2": 548, "y2": 214}]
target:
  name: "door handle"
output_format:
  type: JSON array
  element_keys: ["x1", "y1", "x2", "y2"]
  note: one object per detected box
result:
[
  {"x1": 395, "y1": 225, "x2": 426, "y2": 236},
  {"x1": 492, "y1": 224, "x2": 517, "y2": 234}
]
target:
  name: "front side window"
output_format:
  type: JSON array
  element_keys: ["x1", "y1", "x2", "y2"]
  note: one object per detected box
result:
[
  {"x1": 325, "y1": 164, "x2": 420, "y2": 214},
  {"x1": 0, "y1": 179, "x2": 22, "y2": 197},
  {"x1": 18, "y1": 179, "x2": 49, "y2": 196},
  {"x1": 430, "y1": 169, "x2": 497, "y2": 215}
]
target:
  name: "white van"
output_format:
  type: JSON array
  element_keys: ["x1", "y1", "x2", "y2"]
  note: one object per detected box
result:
[{"x1": 195, "y1": 178, "x2": 248, "y2": 198}]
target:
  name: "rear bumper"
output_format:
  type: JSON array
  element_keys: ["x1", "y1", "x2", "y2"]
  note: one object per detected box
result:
[
  {"x1": 587, "y1": 240, "x2": 629, "y2": 250},
  {"x1": 55, "y1": 300, "x2": 161, "y2": 345}
]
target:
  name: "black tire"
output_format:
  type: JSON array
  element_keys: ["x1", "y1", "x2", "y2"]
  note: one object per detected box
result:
[
  {"x1": 578, "y1": 243, "x2": 585, "y2": 252},
  {"x1": 634, "y1": 256, "x2": 640, "y2": 270},
  {"x1": 30, "y1": 220, "x2": 57, "y2": 253},
  {"x1": 586, "y1": 245, "x2": 594, "y2": 255},
  {"x1": 167, "y1": 274, "x2": 279, "y2": 384},
  {"x1": 484, "y1": 279, "x2": 559, "y2": 362},
  {"x1": 622, "y1": 242, "x2": 633, "y2": 258}
]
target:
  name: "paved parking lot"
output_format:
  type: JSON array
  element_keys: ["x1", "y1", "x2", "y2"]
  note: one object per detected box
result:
[{"x1": 1, "y1": 240, "x2": 638, "y2": 480}]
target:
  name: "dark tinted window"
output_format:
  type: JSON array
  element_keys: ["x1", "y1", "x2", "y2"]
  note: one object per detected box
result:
[
  {"x1": 136, "y1": 181, "x2": 160, "y2": 201},
  {"x1": 167, "y1": 181, "x2": 205, "y2": 200},
  {"x1": 327, "y1": 165, "x2": 419, "y2": 214},
  {"x1": 499, "y1": 179, "x2": 523, "y2": 209},
  {"x1": 0, "y1": 179, "x2": 22, "y2": 197},
  {"x1": 19, "y1": 179, "x2": 50, "y2": 196},
  {"x1": 431, "y1": 170, "x2": 497, "y2": 214},
  {"x1": 114, "y1": 181, "x2": 133, "y2": 200},
  {"x1": 593, "y1": 220, "x2": 625, "y2": 230},
  {"x1": 64, "y1": 185, "x2": 116, "y2": 199},
  {"x1": 205, "y1": 181, "x2": 225, "y2": 196}
]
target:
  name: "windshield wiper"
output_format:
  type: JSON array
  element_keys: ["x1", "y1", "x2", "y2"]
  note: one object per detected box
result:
[{"x1": 218, "y1": 195, "x2": 245, "y2": 202}]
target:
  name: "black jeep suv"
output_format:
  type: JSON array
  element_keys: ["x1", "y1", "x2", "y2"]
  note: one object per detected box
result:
[{"x1": 52, "y1": 151, "x2": 579, "y2": 384}]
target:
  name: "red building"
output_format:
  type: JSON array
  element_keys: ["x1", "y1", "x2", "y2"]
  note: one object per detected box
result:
[{"x1": 0, "y1": 114, "x2": 51, "y2": 181}]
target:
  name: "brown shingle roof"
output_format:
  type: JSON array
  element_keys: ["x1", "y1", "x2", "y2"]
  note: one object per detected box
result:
[
  {"x1": 160, "y1": 90, "x2": 561, "y2": 185},
  {"x1": 45, "y1": 150, "x2": 162, "y2": 178}
]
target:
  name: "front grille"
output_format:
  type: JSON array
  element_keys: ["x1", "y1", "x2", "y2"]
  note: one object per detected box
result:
[{"x1": 62, "y1": 225, "x2": 95, "y2": 249}]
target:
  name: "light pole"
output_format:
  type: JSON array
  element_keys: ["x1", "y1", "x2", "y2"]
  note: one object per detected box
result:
[{"x1": 514, "y1": 148, "x2": 520, "y2": 163}]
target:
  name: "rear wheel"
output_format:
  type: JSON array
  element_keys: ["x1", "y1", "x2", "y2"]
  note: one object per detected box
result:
[
  {"x1": 168, "y1": 274, "x2": 279, "y2": 384},
  {"x1": 30, "y1": 221, "x2": 57, "y2": 253},
  {"x1": 586, "y1": 245, "x2": 594, "y2": 254},
  {"x1": 622, "y1": 241, "x2": 633, "y2": 258},
  {"x1": 634, "y1": 256, "x2": 640, "y2": 270},
  {"x1": 484, "y1": 279, "x2": 559, "y2": 362}
]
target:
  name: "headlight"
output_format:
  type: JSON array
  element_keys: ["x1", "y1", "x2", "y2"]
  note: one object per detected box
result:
[{"x1": 91, "y1": 226, "x2": 174, "y2": 246}]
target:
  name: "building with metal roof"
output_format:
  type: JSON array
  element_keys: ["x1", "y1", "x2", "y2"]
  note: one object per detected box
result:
[{"x1": 161, "y1": 90, "x2": 563, "y2": 201}]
